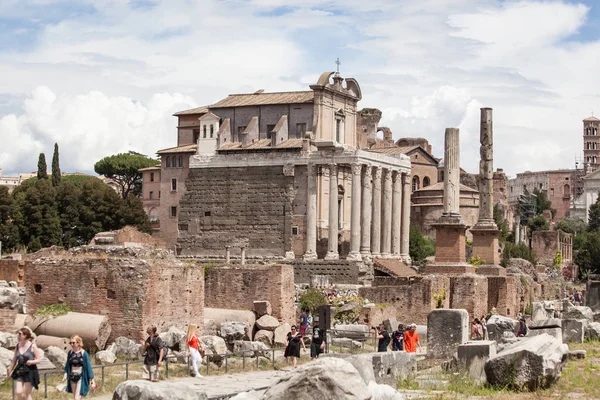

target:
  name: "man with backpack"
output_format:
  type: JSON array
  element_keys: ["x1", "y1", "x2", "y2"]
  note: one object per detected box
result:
[
  {"x1": 391, "y1": 324, "x2": 404, "y2": 351},
  {"x1": 140, "y1": 326, "x2": 165, "y2": 382}
]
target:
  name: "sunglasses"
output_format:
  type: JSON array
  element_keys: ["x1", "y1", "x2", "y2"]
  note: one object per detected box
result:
[{"x1": 69, "y1": 341, "x2": 77, "y2": 345}]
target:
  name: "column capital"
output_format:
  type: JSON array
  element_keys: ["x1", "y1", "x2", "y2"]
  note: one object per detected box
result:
[
  {"x1": 328, "y1": 163, "x2": 338, "y2": 173},
  {"x1": 392, "y1": 170, "x2": 401, "y2": 183},
  {"x1": 383, "y1": 168, "x2": 393, "y2": 182},
  {"x1": 351, "y1": 163, "x2": 362, "y2": 175},
  {"x1": 402, "y1": 172, "x2": 411, "y2": 185},
  {"x1": 373, "y1": 166, "x2": 383, "y2": 179}
]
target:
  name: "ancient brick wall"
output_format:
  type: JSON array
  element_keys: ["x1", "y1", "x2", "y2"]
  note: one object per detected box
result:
[
  {"x1": 358, "y1": 276, "x2": 450, "y2": 325},
  {"x1": 532, "y1": 231, "x2": 560, "y2": 266},
  {"x1": 0, "y1": 260, "x2": 26, "y2": 286},
  {"x1": 449, "y1": 275, "x2": 488, "y2": 320},
  {"x1": 27, "y1": 248, "x2": 204, "y2": 342},
  {"x1": 178, "y1": 166, "x2": 294, "y2": 257},
  {"x1": 204, "y1": 265, "x2": 295, "y2": 324},
  {"x1": 292, "y1": 260, "x2": 364, "y2": 285}
]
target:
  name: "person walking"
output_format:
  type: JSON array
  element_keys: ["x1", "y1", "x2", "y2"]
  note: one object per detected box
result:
[
  {"x1": 186, "y1": 325, "x2": 205, "y2": 378},
  {"x1": 9, "y1": 327, "x2": 41, "y2": 400},
  {"x1": 391, "y1": 324, "x2": 404, "y2": 351},
  {"x1": 284, "y1": 325, "x2": 306, "y2": 368},
  {"x1": 375, "y1": 325, "x2": 390, "y2": 352},
  {"x1": 517, "y1": 317, "x2": 529, "y2": 337},
  {"x1": 298, "y1": 308, "x2": 309, "y2": 337},
  {"x1": 140, "y1": 326, "x2": 165, "y2": 382},
  {"x1": 471, "y1": 319, "x2": 483, "y2": 340},
  {"x1": 63, "y1": 335, "x2": 95, "y2": 399},
  {"x1": 403, "y1": 323, "x2": 422, "y2": 353},
  {"x1": 310, "y1": 317, "x2": 325, "y2": 360},
  {"x1": 480, "y1": 315, "x2": 488, "y2": 340}
]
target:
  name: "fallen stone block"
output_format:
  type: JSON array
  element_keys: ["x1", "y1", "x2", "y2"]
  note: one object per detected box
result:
[
  {"x1": 35, "y1": 335, "x2": 69, "y2": 352},
  {"x1": 484, "y1": 333, "x2": 568, "y2": 390},
  {"x1": 232, "y1": 340, "x2": 270, "y2": 358},
  {"x1": 200, "y1": 335, "x2": 228, "y2": 364},
  {"x1": 220, "y1": 321, "x2": 251, "y2": 344},
  {"x1": 427, "y1": 309, "x2": 469, "y2": 359},
  {"x1": 320, "y1": 353, "x2": 376, "y2": 384},
  {"x1": 45, "y1": 346, "x2": 68, "y2": 368},
  {"x1": 95, "y1": 349, "x2": 117, "y2": 365},
  {"x1": 529, "y1": 318, "x2": 562, "y2": 329},
  {"x1": 0, "y1": 332, "x2": 17, "y2": 349},
  {"x1": 113, "y1": 380, "x2": 208, "y2": 400},
  {"x1": 331, "y1": 324, "x2": 370, "y2": 340},
  {"x1": 584, "y1": 321, "x2": 600, "y2": 340},
  {"x1": 529, "y1": 327, "x2": 563, "y2": 342},
  {"x1": 457, "y1": 340, "x2": 497, "y2": 384},
  {"x1": 273, "y1": 323, "x2": 291, "y2": 347},
  {"x1": 486, "y1": 314, "x2": 518, "y2": 343},
  {"x1": 255, "y1": 315, "x2": 279, "y2": 331},
  {"x1": 253, "y1": 301, "x2": 272, "y2": 317},
  {"x1": 253, "y1": 329, "x2": 273, "y2": 346},
  {"x1": 562, "y1": 305, "x2": 593, "y2": 322},
  {"x1": 562, "y1": 319, "x2": 587, "y2": 343},
  {"x1": 331, "y1": 337, "x2": 363, "y2": 349},
  {"x1": 532, "y1": 301, "x2": 552, "y2": 321},
  {"x1": 159, "y1": 326, "x2": 186, "y2": 351},
  {"x1": 383, "y1": 318, "x2": 399, "y2": 334},
  {"x1": 31, "y1": 312, "x2": 111, "y2": 351},
  {"x1": 106, "y1": 337, "x2": 142, "y2": 360},
  {"x1": 0, "y1": 347, "x2": 13, "y2": 367}
]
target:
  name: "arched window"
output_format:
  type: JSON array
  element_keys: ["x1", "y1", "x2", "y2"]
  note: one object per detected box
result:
[
  {"x1": 563, "y1": 184, "x2": 570, "y2": 195},
  {"x1": 203, "y1": 125, "x2": 207, "y2": 138},
  {"x1": 210, "y1": 124, "x2": 214, "y2": 138},
  {"x1": 178, "y1": 155, "x2": 183, "y2": 168},
  {"x1": 423, "y1": 176, "x2": 430, "y2": 187},
  {"x1": 412, "y1": 176, "x2": 420, "y2": 192},
  {"x1": 166, "y1": 156, "x2": 171, "y2": 168}
]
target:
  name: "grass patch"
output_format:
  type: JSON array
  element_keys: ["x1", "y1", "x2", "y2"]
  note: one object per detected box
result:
[{"x1": 34, "y1": 304, "x2": 72, "y2": 317}]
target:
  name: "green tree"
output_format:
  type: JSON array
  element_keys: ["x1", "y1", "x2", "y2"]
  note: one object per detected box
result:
[
  {"x1": 574, "y1": 231, "x2": 600, "y2": 277},
  {"x1": 500, "y1": 242, "x2": 536, "y2": 266},
  {"x1": 493, "y1": 203, "x2": 511, "y2": 243},
  {"x1": 55, "y1": 181, "x2": 82, "y2": 248},
  {"x1": 409, "y1": 225, "x2": 436, "y2": 263},
  {"x1": 528, "y1": 214, "x2": 550, "y2": 234},
  {"x1": 37, "y1": 153, "x2": 48, "y2": 180},
  {"x1": 555, "y1": 217, "x2": 587, "y2": 235},
  {"x1": 118, "y1": 195, "x2": 152, "y2": 234},
  {"x1": 298, "y1": 289, "x2": 327, "y2": 313},
  {"x1": 51, "y1": 143, "x2": 61, "y2": 187},
  {"x1": 77, "y1": 179, "x2": 123, "y2": 241},
  {"x1": 533, "y1": 188, "x2": 555, "y2": 218},
  {"x1": 94, "y1": 152, "x2": 158, "y2": 199},
  {"x1": 0, "y1": 186, "x2": 20, "y2": 252},
  {"x1": 588, "y1": 195, "x2": 600, "y2": 232}
]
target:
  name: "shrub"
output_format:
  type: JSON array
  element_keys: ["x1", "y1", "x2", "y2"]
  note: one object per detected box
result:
[
  {"x1": 469, "y1": 255, "x2": 486, "y2": 267},
  {"x1": 298, "y1": 289, "x2": 327, "y2": 313},
  {"x1": 35, "y1": 303, "x2": 72, "y2": 317},
  {"x1": 409, "y1": 225, "x2": 435, "y2": 263},
  {"x1": 500, "y1": 242, "x2": 536, "y2": 266}
]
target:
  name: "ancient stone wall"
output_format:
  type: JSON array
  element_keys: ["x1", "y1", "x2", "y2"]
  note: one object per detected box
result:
[
  {"x1": 0, "y1": 260, "x2": 26, "y2": 286},
  {"x1": 358, "y1": 276, "x2": 450, "y2": 325},
  {"x1": 0, "y1": 308, "x2": 18, "y2": 331},
  {"x1": 293, "y1": 260, "x2": 367, "y2": 285},
  {"x1": 449, "y1": 274, "x2": 488, "y2": 320},
  {"x1": 178, "y1": 166, "x2": 294, "y2": 257},
  {"x1": 158, "y1": 153, "x2": 191, "y2": 250},
  {"x1": 532, "y1": 231, "x2": 560, "y2": 266},
  {"x1": 26, "y1": 247, "x2": 204, "y2": 342},
  {"x1": 487, "y1": 276, "x2": 518, "y2": 317},
  {"x1": 91, "y1": 226, "x2": 166, "y2": 248},
  {"x1": 204, "y1": 264, "x2": 295, "y2": 324}
]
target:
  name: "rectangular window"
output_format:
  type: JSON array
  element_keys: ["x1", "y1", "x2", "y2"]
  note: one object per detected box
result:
[
  {"x1": 296, "y1": 123, "x2": 307, "y2": 139},
  {"x1": 336, "y1": 119, "x2": 341, "y2": 142},
  {"x1": 292, "y1": 226, "x2": 299, "y2": 235},
  {"x1": 150, "y1": 172, "x2": 154, "y2": 182},
  {"x1": 550, "y1": 188, "x2": 554, "y2": 196},
  {"x1": 266, "y1": 124, "x2": 276, "y2": 139},
  {"x1": 171, "y1": 178, "x2": 177, "y2": 192},
  {"x1": 149, "y1": 191, "x2": 154, "y2": 199},
  {"x1": 236, "y1": 126, "x2": 246, "y2": 142},
  {"x1": 170, "y1": 206, "x2": 177, "y2": 218}
]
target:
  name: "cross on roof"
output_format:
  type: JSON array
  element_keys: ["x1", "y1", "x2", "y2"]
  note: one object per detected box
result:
[{"x1": 335, "y1": 57, "x2": 341, "y2": 73}]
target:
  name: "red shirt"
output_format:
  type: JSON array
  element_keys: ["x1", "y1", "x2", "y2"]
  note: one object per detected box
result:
[
  {"x1": 403, "y1": 330, "x2": 419, "y2": 353},
  {"x1": 187, "y1": 334, "x2": 199, "y2": 350}
]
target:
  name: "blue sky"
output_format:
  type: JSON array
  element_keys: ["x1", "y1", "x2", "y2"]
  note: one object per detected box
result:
[{"x1": 0, "y1": 0, "x2": 599, "y2": 177}]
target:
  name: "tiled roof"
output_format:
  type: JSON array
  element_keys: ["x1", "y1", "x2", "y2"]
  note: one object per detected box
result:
[
  {"x1": 218, "y1": 138, "x2": 303, "y2": 151},
  {"x1": 173, "y1": 106, "x2": 209, "y2": 116},
  {"x1": 584, "y1": 116, "x2": 600, "y2": 122},
  {"x1": 157, "y1": 144, "x2": 197, "y2": 154},
  {"x1": 210, "y1": 91, "x2": 314, "y2": 108},
  {"x1": 367, "y1": 146, "x2": 420, "y2": 155}
]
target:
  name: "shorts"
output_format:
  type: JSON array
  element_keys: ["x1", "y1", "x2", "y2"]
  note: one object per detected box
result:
[
  {"x1": 142, "y1": 364, "x2": 159, "y2": 381},
  {"x1": 299, "y1": 325, "x2": 308, "y2": 337}
]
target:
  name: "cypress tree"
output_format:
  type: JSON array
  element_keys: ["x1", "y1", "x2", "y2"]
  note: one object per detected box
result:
[
  {"x1": 37, "y1": 153, "x2": 48, "y2": 180},
  {"x1": 51, "y1": 143, "x2": 61, "y2": 187}
]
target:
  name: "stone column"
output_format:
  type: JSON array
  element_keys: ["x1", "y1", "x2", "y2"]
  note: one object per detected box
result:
[
  {"x1": 371, "y1": 166, "x2": 382, "y2": 256},
  {"x1": 391, "y1": 171, "x2": 402, "y2": 256},
  {"x1": 442, "y1": 128, "x2": 460, "y2": 217},
  {"x1": 348, "y1": 163, "x2": 362, "y2": 261},
  {"x1": 360, "y1": 165, "x2": 373, "y2": 258},
  {"x1": 325, "y1": 163, "x2": 339, "y2": 260},
  {"x1": 241, "y1": 246, "x2": 246, "y2": 265},
  {"x1": 225, "y1": 246, "x2": 231, "y2": 263},
  {"x1": 400, "y1": 172, "x2": 411, "y2": 262},
  {"x1": 381, "y1": 168, "x2": 393, "y2": 257},
  {"x1": 303, "y1": 163, "x2": 318, "y2": 260}
]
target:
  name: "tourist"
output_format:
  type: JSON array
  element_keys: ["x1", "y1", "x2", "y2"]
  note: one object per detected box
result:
[
  {"x1": 9, "y1": 327, "x2": 41, "y2": 400},
  {"x1": 63, "y1": 335, "x2": 96, "y2": 399},
  {"x1": 471, "y1": 319, "x2": 483, "y2": 340},
  {"x1": 517, "y1": 317, "x2": 529, "y2": 337},
  {"x1": 140, "y1": 326, "x2": 165, "y2": 382},
  {"x1": 480, "y1": 315, "x2": 488, "y2": 340},
  {"x1": 306, "y1": 309, "x2": 313, "y2": 330},
  {"x1": 403, "y1": 323, "x2": 421, "y2": 353},
  {"x1": 310, "y1": 317, "x2": 325, "y2": 360},
  {"x1": 298, "y1": 308, "x2": 309, "y2": 337},
  {"x1": 391, "y1": 324, "x2": 404, "y2": 351},
  {"x1": 284, "y1": 325, "x2": 305, "y2": 368},
  {"x1": 375, "y1": 324, "x2": 390, "y2": 352},
  {"x1": 186, "y1": 326, "x2": 205, "y2": 378}
]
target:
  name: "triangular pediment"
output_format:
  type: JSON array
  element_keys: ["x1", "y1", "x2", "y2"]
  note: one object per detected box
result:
[{"x1": 584, "y1": 168, "x2": 600, "y2": 181}]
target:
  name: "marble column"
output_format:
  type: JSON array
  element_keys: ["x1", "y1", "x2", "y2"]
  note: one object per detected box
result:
[
  {"x1": 371, "y1": 166, "x2": 382, "y2": 256},
  {"x1": 476, "y1": 107, "x2": 496, "y2": 227},
  {"x1": 348, "y1": 163, "x2": 362, "y2": 261},
  {"x1": 303, "y1": 163, "x2": 318, "y2": 260},
  {"x1": 325, "y1": 163, "x2": 339, "y2": 260},
  {"x1": 360, "y1": 165, "x2": 373, "y2": 257},
  {"x1": 381, "y1": 168, "x2": 393, "y2": 257},
  {"x1": 400, "y1": 172, "x2": 411, "y2": 262},
  {"x1": 442, "y1": 128, "x2": 461, "y2": 217},
  {"x1": 391, "y1": 171, "x2": 402, "y2": 256}
]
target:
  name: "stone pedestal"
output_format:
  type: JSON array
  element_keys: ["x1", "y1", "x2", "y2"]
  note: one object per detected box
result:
[
  {"x1": 471, "y1": 226, "x2": 500, "y2": 265},
  {"x1": 424, "y1": 218, "x2": 474, "y2": 274},
  {"x1": 427, "y1": 309, "x2": 469, "y2": 359}
]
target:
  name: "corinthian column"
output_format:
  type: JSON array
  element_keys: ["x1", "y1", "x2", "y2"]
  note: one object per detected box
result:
[
  {"x1": 325, "y1": 163, "x2": 339, "y2": 260},
  {"x1": 303, "y1": 163, "x2": 318, "y2": 260},
  {"x1": 348, "y1": 163, "x2": 362, "y2": 261},
  {"x1": 442, "y1": 128, "x2": 460, "y2": 218},
  {"x1": 391, "y1": 171, "x2": 402, "y2": 256},
  {"x1": 400, "y1": 172, "x2": 411, "y2": 263},
  {"x1": 360, "y1": 165, "x2": 373, "y2": 258},
  {"x1": 381, "y1": 168, "x2": 393, "y2": 257},
  {"x1": 371, "y1": 166, "x2": 382, "y2": 256}
]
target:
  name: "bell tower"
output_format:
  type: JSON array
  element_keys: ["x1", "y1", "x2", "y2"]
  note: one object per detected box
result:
[{"x1": 583, "y1": 115, "x2": 600, "y2": 171}]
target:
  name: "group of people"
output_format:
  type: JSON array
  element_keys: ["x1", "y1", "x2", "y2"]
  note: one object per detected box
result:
[
  {"x1": 375, "y1": 323, "x2": 422, "y2": 353},
  {"x1": 470, "y1": 316, "x2": 488, "y2": 340},
  {"x1": 284, "y1": 308, "x2": 325, "y2": 368},
  {"x1": 9, "y1": 327, "x2": 96, "y2": 400}
]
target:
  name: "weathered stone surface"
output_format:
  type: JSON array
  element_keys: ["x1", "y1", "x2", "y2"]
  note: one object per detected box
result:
[
  {"x1": 220, "y1": 322, "x2": 250, "y2": 343},
  {"x1": 255, "y1": 315, "x2": 279, "y2": 331},
  {"x1": 562, "y1": 319, "x2": 587, "y2": 343},
  {"x1": 569, "y1": 350, "x2": 586, "y2": 360},
  {"x1": 331, "y1": 338, "x2": 363, "y2": 349},
  {"x1": 273, "y1": 323, "x2": 291, "y2": 347},
  {"x1": 253, "y1": 301, "x2": 272, "y2": 317},
  {"x1": 0, "y1": 347, "x2": 13, "y2": 367},
  {"x1": 204, "y1": 319, "x2": 217, "y2": 336},
  {"x1": 458, "y1": 341, "x2": 497, "y2": 384},
  {"x1": 529, "y1": 327, "x2": 563, "y2": 342},
  {"x1": 160, "y1": 326, "x2": 186, "y2": 350},
  {"x1": 484, "y1": 334, "x2": 568, "y2": 390},
  {"x1": 95, "y1": 349, "x2": 117, "y2": 364},
  {"x1": 200, "y1": 335, "x2": 228, "y2": 362},
  {"x1": 331, "y1": 324, "x2": 370, "y2": 339},
  {"x1": 427, "y1": 309, "x2": 469, "y2": 358},
  {"x1": 0, "y1": 286, "x2": 20, "y2": 308},
  {"x1": 584, "y1": 321, "x2": 600, "y2": 340},
  {"x1": 529, "y1": 318, "x2": 562, "y2": 329},
  {"x1": 0, "y1": 332, "x2": 17, "y2": 349},
  {"x1": 367, "y1": 381, "x2": 404, "y2": 400},
  {"x1": 321, "y1": 353, "x2": 376, "y2": 384},
  {"x1": 486, "y1": 315, "x2": 518, "y2": 343},
  {"x1": 45, "y1": 346, "x2": 67, "y2": 368},
  {"x1": 383, "y1": 318, "x2": 399, "y2": 334},
  {"x1": 232, "y1": 341, "x2": 270, "y2": 358},
  {"x1": 261, "y1": 357, "x2": 371, "y2": 400},
  {"x1": 106, "y1": 337, "x2": 143, "y2": 359},
  {"x1": 563, "y1": 306, "x2": 594, "y2": 321},
  {"x1": 0, "y1": 362, "x2": 6, "y2": 384},
  {"x1": 506, "y1": 258, "x2": 537, "y2": 280},
  {"x1": 113, "y1": 380, "x2": 208, "y2": 400},
  {"x1": 254, "y1": 330, "x2": 273, "y2": 346},
  {"x1": 532, "y1": 301, "x2": 552, "y2": 321}
]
